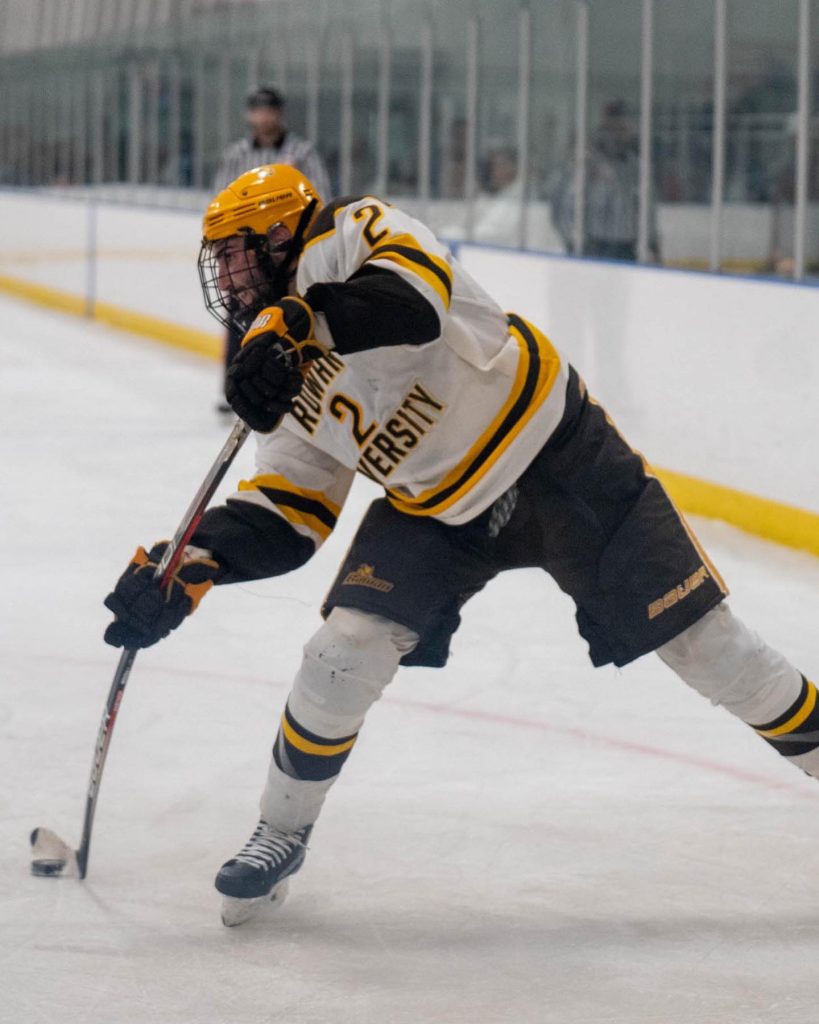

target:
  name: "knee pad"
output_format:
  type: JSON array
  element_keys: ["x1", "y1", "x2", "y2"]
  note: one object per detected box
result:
[
  {"x1": 657, "y1": 603, "x2": 802, "y2": 723},
  {"x1": 288, "y1": 607, "x2": 419, "y2": 739},
  {"x1": 260, "y1": 609, "x2": 419, "y2": 826}
]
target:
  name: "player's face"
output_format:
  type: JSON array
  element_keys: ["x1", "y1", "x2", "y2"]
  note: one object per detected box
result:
[
  {"x1": 213, "y1": 237, "x2": 264, "y2": 307},
  {"x1": 213, "y1": 225, "x2": 296, "y2": 308}
]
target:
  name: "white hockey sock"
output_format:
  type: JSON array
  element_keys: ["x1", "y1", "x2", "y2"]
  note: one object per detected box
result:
[
  {"x1": 260, "y1": 608, "x2": 419, "y2": 831},
  {"x1": 657, "y1": 603, "x2": 819, "y2": 775}
]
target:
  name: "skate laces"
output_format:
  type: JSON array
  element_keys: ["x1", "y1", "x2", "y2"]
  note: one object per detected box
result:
[{"x1": 234, "y1": 821, "x2": 308, "y2": 871}]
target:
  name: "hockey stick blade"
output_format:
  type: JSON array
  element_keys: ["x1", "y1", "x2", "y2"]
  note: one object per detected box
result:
[{"x1": 30, "y1": 827, "x2": 80, "y2": 878}]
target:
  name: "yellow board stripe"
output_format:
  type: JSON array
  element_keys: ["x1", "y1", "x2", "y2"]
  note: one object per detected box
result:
[
  {"x1": 94, "y1": 301, "x2": 222, "y2": 360},
  {"x1": 2, "y1": 271, "x2": 817, "y2": 559},
  {"x1": 0, "y1": 273, "x2": 222, "y2": 361},
  {"x1": 280, "y1": 714, "x2": 357, "y2": 757},
  {"x1": 0, "y1": 273, "x2": 87, "y2": 316},
  {"x1": 757, "y1": 682, "x2": 817, "y2": 738},
  {"x1": 655, "y1": 468, "x2": 819, "y2": 559}
]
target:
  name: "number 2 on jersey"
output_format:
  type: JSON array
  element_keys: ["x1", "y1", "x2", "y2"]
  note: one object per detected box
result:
[
  {"x1": 329, "y1": 394, "x2": 377, "y2": 446},
  {"x1": 353, "y1": 203, "x2": 388, "y2": 247}
]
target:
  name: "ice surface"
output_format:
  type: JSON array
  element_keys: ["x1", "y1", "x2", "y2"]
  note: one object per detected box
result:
[{"x1": 1, "y1": 295, "x2": 818, "y2": 1024}]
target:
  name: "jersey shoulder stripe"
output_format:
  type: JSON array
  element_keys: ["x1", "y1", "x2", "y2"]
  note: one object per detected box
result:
[
  {"x1": 304, "y1": 195, "x2": 366, "y2": 250},
  {"x1": 366, "y1": 233, "x2": 453, "y2": 307}
]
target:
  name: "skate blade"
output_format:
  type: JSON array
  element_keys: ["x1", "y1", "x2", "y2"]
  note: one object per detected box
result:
[
  {"x1": 220, "y1": 878, "x2": 290, "y2": 927},
  {"x1": 29, "y1": 827, "x2": 79, "y2": 878}
]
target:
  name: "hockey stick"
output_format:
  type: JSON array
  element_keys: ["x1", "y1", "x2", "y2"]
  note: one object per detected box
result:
[{"x1": 30, "y1": 417, "x2": 252, "y2": 881}]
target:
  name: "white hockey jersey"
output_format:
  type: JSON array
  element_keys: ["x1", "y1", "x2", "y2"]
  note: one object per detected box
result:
[{"x1": 227, "y1": 197, "x2": 569, "y2": 552}]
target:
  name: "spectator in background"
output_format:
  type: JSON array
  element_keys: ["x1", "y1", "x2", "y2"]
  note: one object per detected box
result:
[
  {"x1": 766, "y1": 112, "x2": 819, "y2": 277},
  {"x1": 549, "y1": 99, "x2": 660, "y2": 263},
  {"x1": 471, "y1": 143, "x2": 525, "y2": 246},
  {"x1": 482, "y1": 144, "x2": 519, "y2": 196},
  {"x1": 213, "y1": 86, "x2": 330, "y2": 414}
]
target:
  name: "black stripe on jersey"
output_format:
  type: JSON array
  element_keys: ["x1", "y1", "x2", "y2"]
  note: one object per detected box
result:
[
  {"x1": 389, "y1": 314, "x2": 541, "y2": 513},
  {"x1": 305, "y1": 266, "x2": 440, "y2": 353},
  {"x1": 368, "y1": 241, "x2": 453, "y2": 302},
  {"x1": 257, "y1": 486, "x2": 338, "y2": 531},
  {"x1": 304, "y1": 195, "x2": 365, "y2": 242}
]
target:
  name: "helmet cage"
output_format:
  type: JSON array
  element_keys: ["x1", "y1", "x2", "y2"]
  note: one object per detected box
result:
[{"x1": 198, "y1": 197, "x2": 318, "y2": 335}]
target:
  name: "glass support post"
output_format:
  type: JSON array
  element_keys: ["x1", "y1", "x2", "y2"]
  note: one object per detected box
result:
[
  {"x1": 517, "y1": 6, "x2": 532, "y2": 249},
  {"x1": 127, "y1": 61, "x2": 142, "y2": 184},
  {"x1": 166, "y1": 57, "x2": 181, "y2": 188},
  {"x1": 375, "y1": 17, "x2": 391, "y2": 196},
  {"x1": 572, "y1": 0, "x2": 589, "y2": 256},
  {"x1": 339, "y1": 32, "x2": 354, "y2": 195},
  {"x1": 638, "y1": 0, "x2": 654, "y2": 263},
  {"x1": 192, "y1": 55, "x2": 206, "y2": 189},
  {"x1": 709, "y1": 0, "x2": 726, "y2": 272},
  {"x1": 465, "y1": 13, "x2": 479, "y2": 240},
  {"x1": 794, "y1": 0, "x2": 811, "y2": 280},
  {"x1": 306, "y1": 36, "x2": 320, "y2": 148},
  {"x1": 418, "y1": 17, "x2": 434, "y2": 221}
]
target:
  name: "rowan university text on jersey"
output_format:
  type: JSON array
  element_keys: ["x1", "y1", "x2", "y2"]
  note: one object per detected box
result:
[{"x1": 225, "y1": 196, "x2": 569, "y2": 554}]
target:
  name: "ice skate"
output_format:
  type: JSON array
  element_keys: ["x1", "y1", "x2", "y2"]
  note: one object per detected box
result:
[{"x1": 215, "y1": 820, "x2": 312, "y2": 927}]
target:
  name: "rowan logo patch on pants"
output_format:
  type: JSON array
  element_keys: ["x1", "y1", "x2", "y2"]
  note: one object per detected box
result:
[{"x1": 342, "y1": 564, "x2": 394, "y2": 592}]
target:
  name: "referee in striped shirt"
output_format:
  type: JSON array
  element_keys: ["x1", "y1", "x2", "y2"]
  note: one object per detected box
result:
[
  {"x1": 213, "y1": 86, "x2": 331, "y2": 413},
  {"x1": 550, "y1": 100, "x2": 660, "y2": 263}
]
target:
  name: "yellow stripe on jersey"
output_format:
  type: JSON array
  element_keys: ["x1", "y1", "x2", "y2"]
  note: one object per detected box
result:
[
  {"x1": 302, "y1": 203, "x2": 349, "y2": 254},
  {"x1": 387, "y1": 315, "x2": 561, "y2": 517},
  {"x1": 302, "y1": 225, "x2": 336, "y2": 254},
  {"x1": 365, "y1": 232, "x2": 453, "y2": 310},
  {"x1": 238, "y1": 473, "x2": 341, "y2": 541},
  {"x1": 269, "y1": 503, "x2": 334, "y2": 541},
  {"x1": 280, "y1": 713, "x2": 358, "y2": 757},
  {"x1": 239, "y1": 474, "x2": 341, "y2": 516}
]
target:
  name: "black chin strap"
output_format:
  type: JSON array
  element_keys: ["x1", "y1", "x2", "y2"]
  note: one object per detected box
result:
[
  {"x1": 230, "y1": 200, "x2": 320, "y2": 333},
  {"x1": 282, "y1": 198, "x2": 319, "y2": 270}
]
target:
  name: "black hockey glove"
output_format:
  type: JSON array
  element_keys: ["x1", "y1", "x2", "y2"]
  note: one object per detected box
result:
[
  {"x1": 226, "y1": 297, "x2": 329, "y2": 433},
  {"x1": 103, "y1": 542, "x2": 221, "y2": 649}
]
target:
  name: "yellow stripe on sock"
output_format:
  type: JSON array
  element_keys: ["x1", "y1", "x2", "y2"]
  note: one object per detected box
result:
[
  {"x1": 757, "y1": 682, "x2": 817, "y2": 738},
  {"x1": 280, "y1": 714, "x2": 357, "y2": 757}
]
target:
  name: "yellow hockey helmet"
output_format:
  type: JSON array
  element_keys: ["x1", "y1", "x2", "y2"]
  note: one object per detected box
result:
[
  {"x1": 202, "y1": 164, "x2": 322, "y2": 242},
  {"x1": 198, "y1": 164, "x2": 324, "y2": 332}
]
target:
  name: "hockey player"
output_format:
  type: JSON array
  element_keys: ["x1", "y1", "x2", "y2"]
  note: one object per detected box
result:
[{"x1": 104, "y1": 165, "x2": 817, "y2": 926}]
